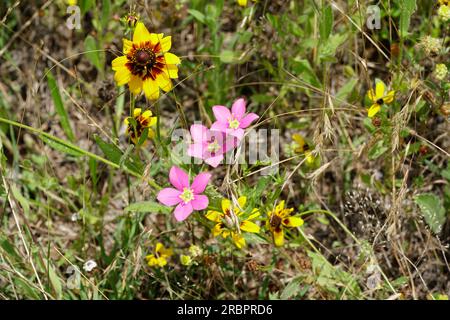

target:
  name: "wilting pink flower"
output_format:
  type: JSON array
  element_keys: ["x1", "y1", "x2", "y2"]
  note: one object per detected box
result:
[
  {"x1": 187, "y1": 124, "x2": 236, "y2": 168},
  {"x1": 210, "y1": 98, "x2": 259, "y2": 140},
  {"x1": 157, "y1": 166, "x2": 211, "y2": 221}
]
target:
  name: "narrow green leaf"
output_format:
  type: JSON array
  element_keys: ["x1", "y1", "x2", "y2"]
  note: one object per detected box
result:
[
  {"x1": 320, "y1": 5, "x2": 333, "y2": 41},
  {"x1": 46, "y1": 70, "x2": 75, "y2": 141},
  {"x1": 124, "y1": 201, "x2": 171, "y2": 214},
  {"x1": 400, "y1": 0, "x2": 417, "y2": 37},
  {"x1": 39, "y1": 135, "x2": 83, "y2": 157},
  {"x1": 84, "y1": 35, "x2": 101, "y2": 71},
  {"x1": 101, "y1": 0, "x2": 111, "y2": 30},
  {"x1": 188, "y1": 9, "x2": 206, "y2": 24}
]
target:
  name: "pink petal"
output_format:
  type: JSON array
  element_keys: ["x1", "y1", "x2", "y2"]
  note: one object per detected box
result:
[
  {"x1": 210, "y1": 121, "x2": 228, "y2": 133},
  {"x1": 222, "y1": 135, "x2": 238, "y2": 153},
  {"x1": 239, "y1": 112, "x2": 259, "y2": 128},
  {"x1": 191, "y1": 195, "x2": 209, "y2": 210},
  {"x1": 173, "y1": 202, "x2": 193, "y2": 221},
  {"x1": 205, "y1": 154, "x2": 223, "y2": 168},
  {"x1": 191, "y1": 172, "x2": 211, "y2": 194},
  {"x1": 157, "y1": 188, "x2": 182, "y2": 206},
  {"x1": 169, "y1": 166, "x2": 189, "y2": 190},
  {"x1": 190, "y1": 124, "x2": 208, "y2": 143},
  {"x1": 228, "y1": 128, "x2": 245, "y2": 141},
  {"x1": 188, "y1": 143, "x2": 207, "y2": 159},
  {"x1": 212, "y1": 105, "x2": 231, "y2": 123},
  {"x1": 231, "y1": 98, "x2": 246, "y2": 120}
]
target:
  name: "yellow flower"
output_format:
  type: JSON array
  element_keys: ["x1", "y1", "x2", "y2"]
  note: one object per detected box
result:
[
  {"x1": 112, "y1": 22, "x2": 180, "y2": 100},
  {"x1": 206, "y1": 197, "x2": 260, "y2": 249},
  {"x1": 145, "y1": 242, "x2": 173, "y2": 267},
  {"x1": 180, "y1": 254, "x2": 192, "y2": 266},
  {"x1": 366, "y1": 80, "x2": 395, "y2": 118},
  {"x1": 438, "y1": 0, "x2": 449, "y2": 6},
  {"x1": 67, "y1": 0, "x2": 77, "y2": 5},
  {"x1": 237, "y1": 0, "x2": 247, "y2": 6},
  {"x1": 292, "y1": 134, "x2": 317, "y2": 166},
  {"x1": 124, "y1": 108, "x2": 157, "y2": 144},
  {"x1": 266, "y1": 200, "x2": 304, "y2": 247},
  {"x1": 188, "y1": 244, "x2": 202, "y2": 257}
]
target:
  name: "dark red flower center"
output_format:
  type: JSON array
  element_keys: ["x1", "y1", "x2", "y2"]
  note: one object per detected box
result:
[
  {"x1": 270, "y1": 214, "x2": 282, "y2": 229},
  {"x1": 135, "y1": 49, "x2": 155, "y2": 66}
]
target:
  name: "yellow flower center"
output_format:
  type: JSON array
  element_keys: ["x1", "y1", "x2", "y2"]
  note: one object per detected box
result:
[
  {"x1": 207, "y1": 140, "x2": 220, "y2": 154},
  {"x1": 228, "y1": 118, "x2": 240, "y2": 129},
  {"x1": 179, "y1": 187, "x2": 194, "y2": 203}
]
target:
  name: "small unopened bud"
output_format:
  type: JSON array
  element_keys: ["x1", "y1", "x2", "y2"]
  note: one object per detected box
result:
[
  {"x1": 123, "y1": 13, "x2": 139, "y2": 28},
  {"x1": 371, "y1": 117, "x2": 381, "y2": 127}
]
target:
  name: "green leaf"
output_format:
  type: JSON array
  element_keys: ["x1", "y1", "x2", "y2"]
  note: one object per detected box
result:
[
  {"x1": 39, "y1": 135, "x2": 83, "y2": 157},
  {"x1": 399, "y1": 0, "x2": 417, "y2": 37},
  {"x1": 101, "y1": 0, "x2": 111, "y2": 30},
  {"x1": 84, "y1": 35, "x2": 101, "y2": 71},
  {"x1": 48, "y1": 263, "x2": 63, "y2": 299},
  {"x1": 124, "y1": 201, "x2": 171, "y2": 214},
  {"x1": 281, "y1": 277, "x2": 303, "y2": 299},
  {"x1": 320, "y1": 5, "x2": 333, "y2": 41},
  {"x1": 188, "y1": 9, "x2": 206, "y2": 24},
  {"x1": 219, "y1": 50, "x2": 235, "y2": 63},
  {"x1": 46, "y1": 70, "x2": 75, "y2": 141},
  {"x1": 368, "y1": 140, "x2": 389, "y2": 160},
  {"x1": 414, "y1": 194, "x2": 446, "y2": 234}
]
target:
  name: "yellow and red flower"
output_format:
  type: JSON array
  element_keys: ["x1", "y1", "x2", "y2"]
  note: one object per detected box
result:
[
  {"x1": 124, "y1": 108, "x2": 157, "y2": 144},
  {"x1": 112, "y1": 22, "x2": 180, "y2": 100},
  {"x1": 266, "y1": 200, "x2": 304, "y2": 247},
  {"x1": 292, "y1": 133, "x2": 318, "y2": 166},
  {"x1": 366, "y1": 80, "x2": 395, "y2": 118},
  {"x1": 206, "y1": 197, "x2": 260, "y2": 249},
  {"x1": 145, "y1": 242, "x2": 173, "y2": 267}
]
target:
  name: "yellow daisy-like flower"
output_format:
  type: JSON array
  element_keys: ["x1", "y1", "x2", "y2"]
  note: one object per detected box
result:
[
  {"x1": 124, "y1": 108, "x2": 157, "y2": 145},
  {"x1": 366, "y1": 80, "x2": 395, "y2": 118},
  {"x1": 112, "y1": 22, "x2": 180, "y2": 100},
  {"x1": 266, "y1": 200, "x2": 304, "y2": 247},
  {"x1": 145, "y1": 242, "x2": 173, "y2": 268},
  {"x1": 206, "y1": 197, "x2": 260, "y2": 249},
  {"x1": 180, "y1": 254, "x2": 192, "y2": 266},
  {"x1": 237, "y1": 0, "x2": 248, "y2": 6},
  {"x1": 292, "y1": 133, "x2": 317, "y2": 166}
]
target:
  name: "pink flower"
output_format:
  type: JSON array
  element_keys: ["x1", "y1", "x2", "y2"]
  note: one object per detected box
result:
[
  {"x1": 187, "y1": 124, "x2": 236, "y2": 168},
  {"x1": 157, "y1": 166, "x2": 211, "y2": 221},
  {"x1": 210, "y1": 98, "x2": 259, "y2": 140}
]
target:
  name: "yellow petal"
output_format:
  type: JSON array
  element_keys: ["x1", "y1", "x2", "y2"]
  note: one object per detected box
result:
[
  {"x1": 368, "y1": 104, "x2": 381, "y2": 118},
  {"x1": 157, "y1": 257, "x2": 167, "y2": 267},
  {"x1": 155, "y1": 242, "x2": 163, "y2": 254},
  {"x1": 150, "y1": 33, "x2": 164, "y2": 46},
  {"x1": 383, "y1": 90, "x2": 395, "y2": 104},
  {"x1": 133, "y1": 22, "x2": 152, "y2": 44},
  {"x1": 124, "y1": 117, "x2": 130, "y2": 125},
  {"x1": 367, "y1": 89, "x2": 377, "y2": 102},
  {"x1": 112, "y1": 56, "x2": 128, "y2": 71},
  {"x1": 212, "y1": 223, "x2": 223, "y2": 237},
  {"x1": 282, "y1": 216, "x2": 304, "y2": 228},
  {"x1": 143, "y1": 78, "x2": 160, "y2": 100},
  {"x1": 237, "y1": 196, "x2": 247, "y2": 209},
  {"x1": 141, "y1": 110, "x2": 153, "y2": 120},
  {"x1": 375, "y1": 81, "x2": 385, "y2": 99},
  {"x1": 160, "y1": 36, "x2": 172, "y2": 52},
  {"x1": 148, "y1": 117, "x2": 157, "y2": 127},
  {"x1": 248, "y1": 208, "x2": 260, "y2": 220},
  {"x1": 273, "y1": 228, "x2": 284, "y2": 247},
  {"x1": 155, "y1": 72, "x2": 173, "y2": 92},
  {"x1": 221, "y1": 199, "x2": 231, "y2": 213},
  {"x1": 163, "y1": 64, "x2": 179, "y2": 79},
  {"x1": 238, "y1": 0, "x2": 247, "y2": 6},
  {"x1": 164, "y1": 52, "x2": 181, "y2": 65},
  {"x1": 292, "y1": 134, "x2": 305, "y2": 150},
  {"x1": 305, "y1": 151, "x2": 315, "y2": 165},
  {"x1": 114, "y1": 67, "x2": 131, "y2": 86},
  {"x1": 133, "y1": 108, "x2": 142, "y2": 118},
  {"x1": 275, "y1": 200, "x2": 285, "y2": 212},
  {"x1": 240, "y1": 220, "x2": 260, "y2": 233},
  {"x1": 128, "y1": 75, "x2": 143, "y2": 95},
  {"x1": 222, "y1": 230, "x2": 230, "y2": 238},
  {"x1": 206, "y1": 210, "x2": 222, "y2": 222},
  {"x1": 161, "y1": 247, "x2": 173, "y2": 257},
  {"x1": 232, "y1": 233, "x2": 245, "y2": 249},
  {"x1": 123, "y1": 39, "x2": 133, "y2": 54}
]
